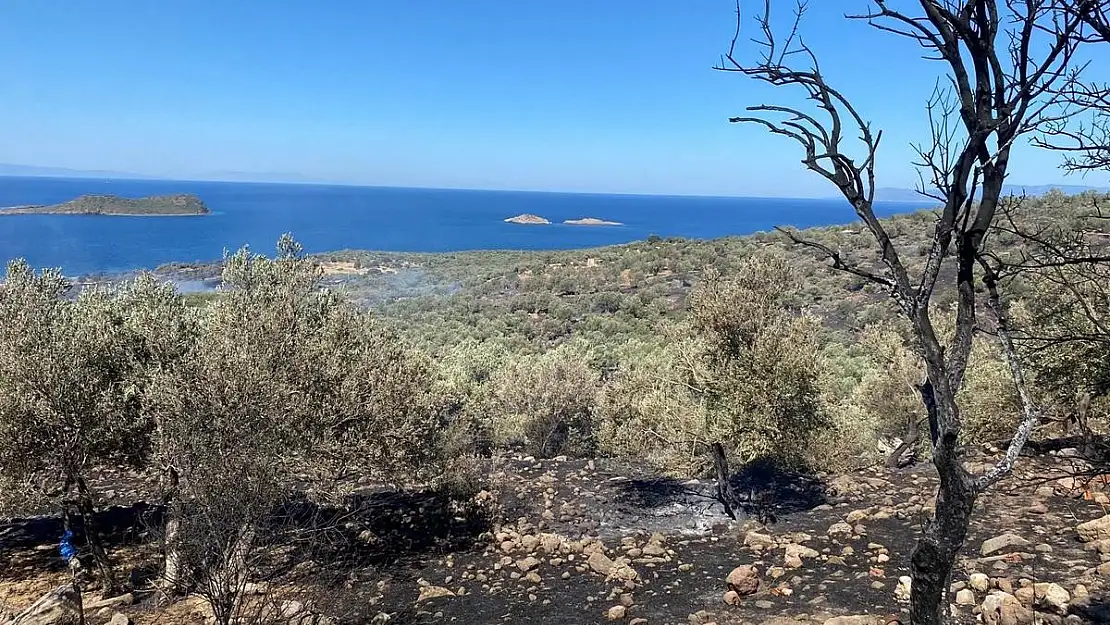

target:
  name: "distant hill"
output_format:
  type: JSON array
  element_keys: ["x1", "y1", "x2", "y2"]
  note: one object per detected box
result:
[
  {"x1": 0, "y1": 163, "x2": 159, "y2": 180},
  {"x1": 875, "y1": 184, "x2": 1110, "y2": 203},
  {"x1": 1, "y1": 194, "x2": 210, "y2": 216}
]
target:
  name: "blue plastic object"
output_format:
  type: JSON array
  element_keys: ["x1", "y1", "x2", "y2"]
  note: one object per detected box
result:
[{"x1": 59, "y1": 529, "x2": 78, "y2": 562}]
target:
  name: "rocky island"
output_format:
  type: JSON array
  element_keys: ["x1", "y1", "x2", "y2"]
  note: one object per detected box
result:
[
  {"x1": 564, "y1": 217, "x2": 623, "y2": 226},
  {"x1": 1, "y1": 193, "x2": 210, "y2": 216},
  {"x1": 504, "y1": 213, "x2": 550, "y2": 225}
]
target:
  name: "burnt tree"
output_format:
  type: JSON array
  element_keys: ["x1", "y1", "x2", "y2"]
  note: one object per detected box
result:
[{"x1": 717, "y1": 1, "x2": 1092, "y2": 623}]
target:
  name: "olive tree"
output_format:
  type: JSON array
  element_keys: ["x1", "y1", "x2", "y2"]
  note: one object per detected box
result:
[
  {"x1": 718, "y1": 2, "x2": 1093, "y2": 622},
  {"x1": 689, "y1": 254, "x2": 826, "y2": 470},
  {"x1": 146, "y1": 235, "x2": 445, "y2": 622},
  {"x1": 0, "y1": 262, "x2": 188, "y2": 592}
]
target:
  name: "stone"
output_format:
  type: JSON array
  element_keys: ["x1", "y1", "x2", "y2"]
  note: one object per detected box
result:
[
  {"x1": 516, "y1": 557, "x2": 541, "y2": 572},
  {"x1": 108, "y1": 614, "x2": 131, "y2": 625},
  {"x1": 589, "y1": 551, "x2": 616, "y2": 576},
  {"x1": 1032, "y1": 582, "x2": 1070, "y2": 614},
  {"x1": 981, "y1": 533, "x2": 1031, "y2": 556},
  {"x1": 970, "y1": 573, "x2": 991, "y2": 592},
  {"x1": 85, "y1": 593, "x2": 134, "y2": 610},
  {"x1": 846, "y1": 509, "x2": 870, "y2": 523},
  {"x1": 744, "y1": 531, "x2": 775, "y2": 549},
  {"x1": 956, "y1": 589, "x2": 976, "y2": 605},
  {"x1": 723, "y1": 590, "x2": 742, "y2": 606},
  {"x1": 827, "y1": 522, "x2": 854, "y2": 540},
  {"x1": 607, "y1": 605, "x2": 627, "y2": 620},
  {"x1": 981, "y1": 591, "x2": 1032, "y2": 625},
  {"x1": 1077, "y1": 515, "x2": 1110, "y2": 542},
  {"x1": 629, "y1": 619, "x2": 648, "y2": 625},
  {"x1": 894, "y1": 576, "x2": 912, "y2": 602},
  {"x1": 416, "y1": 586, "x2": 456, "y2": 602},
  {"x1": 726, "y1": 565, "x2": 760, "y2": 596},
  {"x1": 822, "y1": 617, "x2": 881, "y2": 625},
  {"x1": 11, "y1": 583, "x2": 83, "y2": 625}
]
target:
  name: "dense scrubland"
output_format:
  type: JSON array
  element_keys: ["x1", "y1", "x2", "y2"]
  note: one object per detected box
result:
[{"x1": 3, "y1": 191, "x2": 1110, "y2": 624}]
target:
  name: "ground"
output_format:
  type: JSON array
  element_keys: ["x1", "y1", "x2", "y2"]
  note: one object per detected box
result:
[{"x1": 3, "y1": 451, "x2": 1110, "y2": 625}]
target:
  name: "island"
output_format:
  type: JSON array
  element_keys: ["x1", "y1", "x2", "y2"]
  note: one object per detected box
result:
[
  {"x1": 504, "y1": 213, "x2": 551, "y2": 225},
  {"x1": 564, "y1": 217, "x2": 623, "y2": 226},
  {"x1": 1, "y1": 193, "x2": 210, "y2": 216}
]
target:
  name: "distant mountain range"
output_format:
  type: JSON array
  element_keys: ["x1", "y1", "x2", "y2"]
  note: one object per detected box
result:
[
  {"x1": 875, "y1": 184, "x2": 1110, "y2": 203},
  {"x1": 0, "y1": 163, "x2": 163, "y2": 180},
  {"x1": 0, "y1": 163, "x2": 334, "y2": 185}
]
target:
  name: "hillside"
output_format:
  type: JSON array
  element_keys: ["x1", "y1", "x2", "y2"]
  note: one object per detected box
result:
[{"x1": 1, "y1": 193, "x2": 210, "y2": 216}]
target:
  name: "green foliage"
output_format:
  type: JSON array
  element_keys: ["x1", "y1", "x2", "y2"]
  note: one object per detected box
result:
[
  {"x1": 0, "y1": 262, "x2": 187, "y2": 511},
  {"x1": 688, "y1": 254, "x2": 828, "y2": 468}
]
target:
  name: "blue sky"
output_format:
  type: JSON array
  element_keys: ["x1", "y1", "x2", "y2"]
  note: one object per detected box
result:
[{"x1": 0, "y1": 1, "x2": 1102, "y2": 197}]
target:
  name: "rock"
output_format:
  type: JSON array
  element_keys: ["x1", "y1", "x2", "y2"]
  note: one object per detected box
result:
[
  {"x1": 894, "y1": 576, "x2": 912, "y2": 602},
  {"x1": 516, "y1": 556, "x2": 540, "y2": 572},
  {"x1": 726, "y1": 565, "x2": 760, "y2": 596},
  {"x1": 981, "y1": 533, "x2": 1031, "y2": 556},
  {"x1": 589, "y1": 551, "x2": 616, "y2": 575},
  {"x1": 85, "y1": 593, "x2": 134, "y2": 610},
  {"x1": 956, "y1": 589, "x2": 976, "y2": 605},
  {"x1": 970, "y1": 573, "x2": 991, "y2": 592},
  {"x1": 416, "y1": 586, "x2": 456, "y2": 602},
  {"x1": 827, "y1": 522, "x2": 854, "y2": 540},
  {"x1": 822, "y1": 617, "x2": 881, "y2": 625},
  {"x1": 723, "y1": 590, "x2": 742, "y2": 606},
  {"x1": 784, "y1": 543, "x2": 819, "y2": 565},
  {"x1": 745, "y1": 531, "x2": 775, "y2": 549},
  {"x1": 11, "y1": 583, "x2": 83, "y2": 625},
  {"x1": 981, "y1": 591, "x2": 1033, "y2": 625},
  {"x1": 629, "y1": 619, "x2": 648, "y2": 625},
  {"x1": 107, "y1": 614, "x2": 131, "y2": 625},
  {"x1": 1032, "y1": 582, "x2": 1070, "y2": 614},
  {"x1": 846, "y1": 509, "x2": 870, "y2": 523},
  {"x1": 607, "y1": 605, "x2": 628, "y2": 620},
  {"x1": 1077, "y1": 515, "x2": 1110, "y2": 542}
]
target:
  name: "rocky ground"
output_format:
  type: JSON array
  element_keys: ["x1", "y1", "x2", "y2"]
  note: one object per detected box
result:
[{"x1": 4, "y1": 451, "x2": 1110, "y2": 625}]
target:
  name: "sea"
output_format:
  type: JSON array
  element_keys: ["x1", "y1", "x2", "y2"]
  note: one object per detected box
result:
[{"x1": 0, "y1": 176, "x2": 929, "y2": 277}]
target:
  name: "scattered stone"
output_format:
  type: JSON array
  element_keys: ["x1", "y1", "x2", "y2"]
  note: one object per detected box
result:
[
  {"x1": 417, "y1": 586, "x2": 456, "y2": 602},
  {"x1": 607, "y1": 605, "x2": 628, "y2": 620},
  {"x1": 970, "y1": 573, "x2": 991, "y2": 592},
  {"x1": 723, "y1": 590, "x2": 742, "y2": 606},
  {"x1": 1077, "y1": 514, "x2": 1110, "y2": 543},
  {"x1": 745, "y1": 531, "x2": 775, "y2": 549},
  {"x1": 894, "y1": 576, "x2": 911, "y2": 602},
  {"x1": 726, "y1": 565, "x2": 760, "y2": 596},
  {"x1": 516, "y1": 556, "x2": 540, "y2": 572},
  {"x1": 981, "y1": 591, "x2": 1032, "y2": 625},
  {"x1": 1032, "y1": 582, "x2": 1070, "y2": 614},
  {"x1": 827, "y1": 522, "x2": 854, "y2": 540},
  {"x1": 956, "y1": 589, "x2": 976, "y2": 605},
  {"x1": 981, "y1": 533, "x2": 1031, "y2": 556}
]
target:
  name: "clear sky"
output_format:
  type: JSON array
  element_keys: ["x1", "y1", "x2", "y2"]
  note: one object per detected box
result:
[{"x1": 0, "y1": 1, "x2": 1102, "y2": 197}]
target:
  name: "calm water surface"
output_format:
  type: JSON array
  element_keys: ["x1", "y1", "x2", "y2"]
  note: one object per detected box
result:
[{"x1": 0, "y1": 176, "x2": 927, "y2": 275}]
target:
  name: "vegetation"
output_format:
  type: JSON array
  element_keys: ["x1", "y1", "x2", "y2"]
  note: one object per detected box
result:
[{"x1": 0, "y1": 193, "x2": 210, "y2": 216}]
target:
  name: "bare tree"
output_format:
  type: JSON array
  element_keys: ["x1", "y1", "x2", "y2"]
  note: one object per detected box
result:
[
  {"x1": 1035, "y1": 2, "x2": 1110, "y2": 172},
  {"x1": 717, "y1": 2, "x2": 1090, "y2": 623}
]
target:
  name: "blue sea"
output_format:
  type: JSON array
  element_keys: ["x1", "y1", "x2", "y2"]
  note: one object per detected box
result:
[{"x1": 0, "y1": 176, "x2": 928, "y2": 276}]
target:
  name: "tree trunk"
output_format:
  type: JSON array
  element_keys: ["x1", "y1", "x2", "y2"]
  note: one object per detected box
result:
[
  {"x1": 73, "y1": 476, "x2": 116, "y2": 593},
  {"x1": 711, "y1": 442, "x2": 739, "y2": 519},
  {"x1": 161, "y1": 467, "x2": 183, "y2": 598},
  {"x1": 909, "y1": 394, "x2": 978, "y2": 625}
]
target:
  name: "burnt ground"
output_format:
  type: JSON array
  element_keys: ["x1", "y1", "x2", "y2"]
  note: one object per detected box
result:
[{"x1": 3, "y1": 452, "x2": 1110, "y2": 625}]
